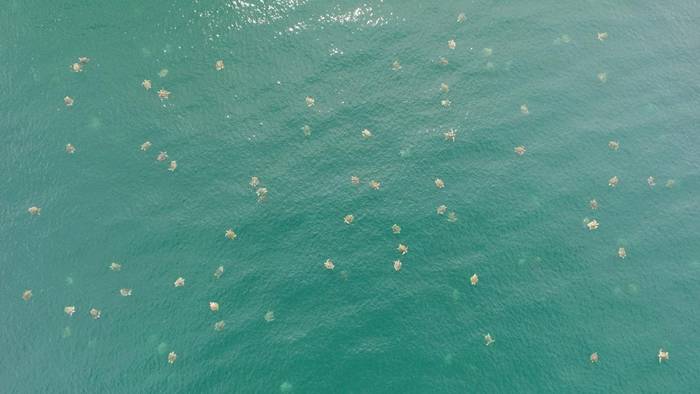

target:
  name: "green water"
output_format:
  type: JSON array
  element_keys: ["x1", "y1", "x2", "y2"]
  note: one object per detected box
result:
[{"x1": 2, "y1": 0, "x2": 700, "y2": 392}]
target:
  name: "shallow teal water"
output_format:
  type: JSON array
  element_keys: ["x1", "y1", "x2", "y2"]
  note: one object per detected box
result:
[{"x1": 2, "y1": 0, "x2": 700, "y2": 392}]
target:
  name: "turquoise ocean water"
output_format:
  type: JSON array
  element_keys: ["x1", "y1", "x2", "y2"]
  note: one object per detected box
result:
[{"x1": 2, "y1": 0, "x2": 700, "y2": 392}]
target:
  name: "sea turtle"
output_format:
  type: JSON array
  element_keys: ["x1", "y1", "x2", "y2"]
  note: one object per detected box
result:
[
  {"x1": 618, "y1": 247, "x2": 627, "y2": 259},
  {"x1": 64, "y1": 306, "x2": 76, "y2": 316},
  {"x1": 256, "y1": 187, "x2": 268, "y2": 202},
  {"x1": 443, "y1": 129, "x2": 456, "y2": 141},
  {"x1": 397, "y1": 244, "x2": 408, "y2": 255},
  {"x1": 590, "y1": 199, "x2": 598, "y2": 210}
]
